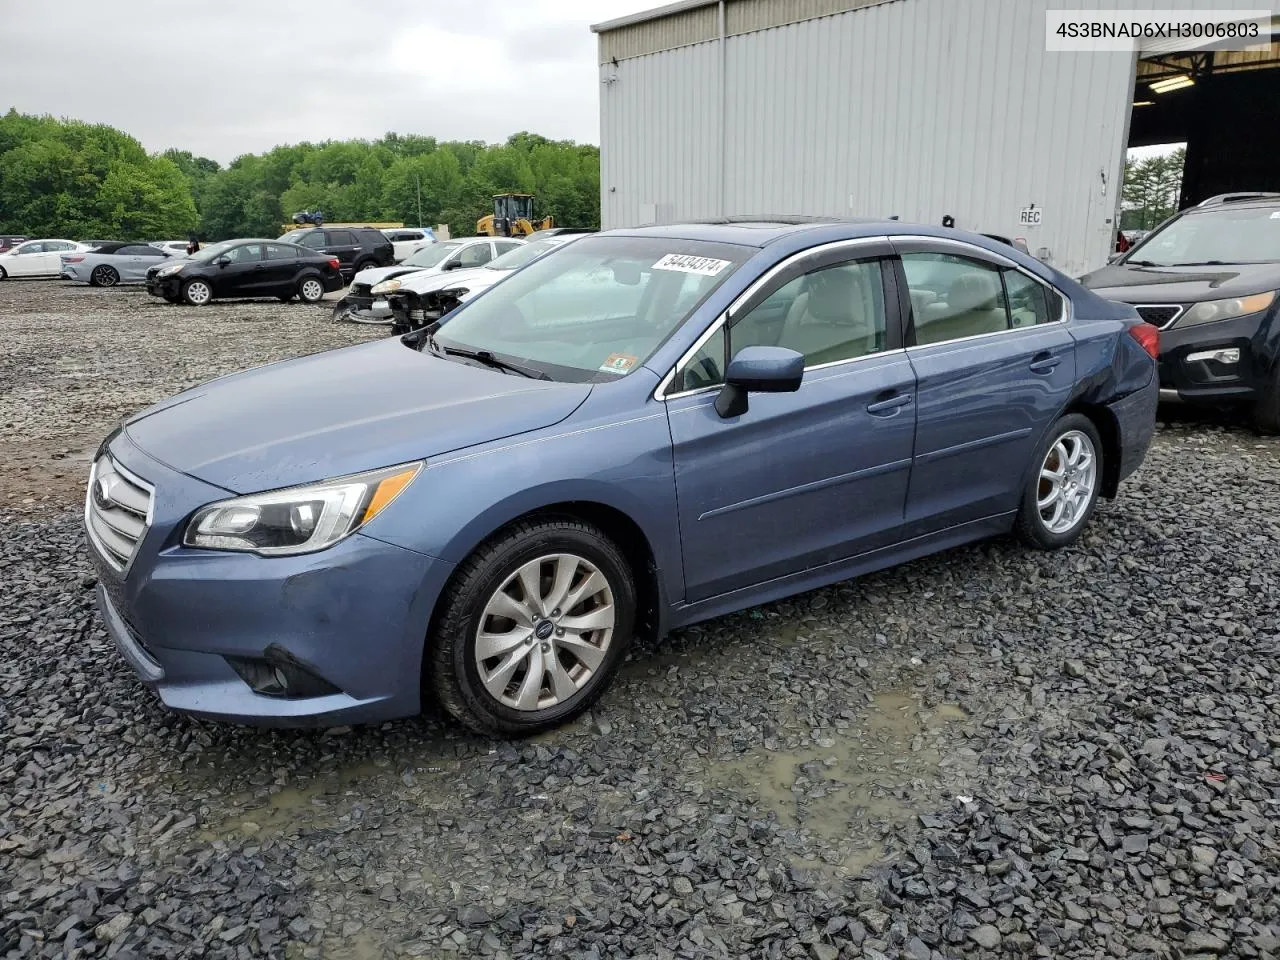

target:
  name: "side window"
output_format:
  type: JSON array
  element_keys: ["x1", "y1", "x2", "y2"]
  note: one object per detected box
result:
[
  {"x1": 328, "y1": 230, "x2": 356, "y2": 245},
  {"x1": 677, "y1": 326, "x2": 726, "y2": 392},
  {"x1": 120, "y1": 244, "x2": 159, "y2": 256},
  {"x1": 224, "y1": 243, "x2": 263, "y2": 263},
  {"x1": 734, "y1": 259, "x2": 887, "y2": 366},
  {"x1": 16, "y1": 242, "x2": 43, "y2": 254},
  {"x1": 266, "y1": 244, "x2": 298, "y2": 261},
  {"x1": 902, "y1": 253, "x2": 1010, "y2": 345},
  {"x1": 298, "y1": 232, "x2": 326, "y2": 250},
  {"x1": 1003, "y1": 270, "x2": 1061, "y2": 326},
  {"x1": 45, "y1": 241, "x2": 71, "y2": 251},
  {"x1": 494, "y1": 241, "x2": 522, "y2": 256},
  {"x1": 459, "y1": 243, "x2": 492, "y2": 267}
]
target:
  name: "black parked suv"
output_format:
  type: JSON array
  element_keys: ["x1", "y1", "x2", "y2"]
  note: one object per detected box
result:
[
  {"x1": 1080, "y1": 193, "x2": 1280, "y2": 432},
  {"x1": 145, "y1": 239, "x2": 344, "y2": 306},
  {"x1": 277, "y1": 226, "x2": 393, "y2": 281}
]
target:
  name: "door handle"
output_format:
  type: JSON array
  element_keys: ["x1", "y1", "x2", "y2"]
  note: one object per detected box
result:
[
  {"x1": 866, "y1": 393, "x2": 913, "y2": 416},
  {"x1": 1029, "y1": 352, "x2": 1062, "y2": 374},
  {"x1": 252, "y1": 265, "x2": 265, "y2": 272}
]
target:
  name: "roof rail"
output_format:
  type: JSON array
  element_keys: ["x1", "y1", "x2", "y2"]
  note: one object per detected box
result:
[{"x1": 1197, "y1": 192, "x2": 1280, "y2": 207}]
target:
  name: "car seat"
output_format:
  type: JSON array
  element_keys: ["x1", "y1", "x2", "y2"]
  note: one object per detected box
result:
[{"x1": 918, "y1": 272, "x2": 1007, "y2": 343}]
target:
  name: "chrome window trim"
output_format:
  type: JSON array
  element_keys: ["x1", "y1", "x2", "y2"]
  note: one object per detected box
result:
[
  {"x1": 1132, "y1": 303, "x2": 1184, "y2": 329},
  {"x1": 655, "y1": 236, "x2": 892, "y2": 401}
]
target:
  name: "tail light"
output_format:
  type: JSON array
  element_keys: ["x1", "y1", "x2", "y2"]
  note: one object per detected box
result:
[
  {"x1": 63, "y1": 256, "x2": 85, "y2": 263},
  {"x1": 328, "y1": 257, "x2": 340, "y2": 270},
  {"x1": 1128, "y1": 322, "x2": 1160, "y2": 358}
]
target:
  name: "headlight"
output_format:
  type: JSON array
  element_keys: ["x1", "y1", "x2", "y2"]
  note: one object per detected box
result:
[
  {"x1": 1175, "y1": 291, "x2": 1275, "y2": 328},
  {"x1": 183, "y1": 462, "x2": 422, "y2": 556},
  {"x1": 370, "y1": 279, "x2": 402, "y2": 295},
  {"x1": 158, "y1": 263, "x2": 184, "y2": 277}
]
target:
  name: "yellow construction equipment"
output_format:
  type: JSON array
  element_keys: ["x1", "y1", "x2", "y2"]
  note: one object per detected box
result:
[{"x1": 476, "y1": 194, "x2": 553, "y2": 237}]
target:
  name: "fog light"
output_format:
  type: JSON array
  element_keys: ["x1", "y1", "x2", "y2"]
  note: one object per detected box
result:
[
  {"x1": 1186, "y1": 348, "x2": 1240, "y2": 364},
  {"x1": 226, "y1": 645, "x2": 341, "y2": 699}
]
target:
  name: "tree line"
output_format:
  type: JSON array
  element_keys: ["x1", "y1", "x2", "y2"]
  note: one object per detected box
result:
[
  {"x1": 0, "y1": 110, "x2": 601, "y2": 241},
  {"x1": 1121, "y1": 148, "x2": 1186, "y2": 232}
]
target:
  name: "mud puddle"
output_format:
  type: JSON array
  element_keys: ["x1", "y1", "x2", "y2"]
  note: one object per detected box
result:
[{"x1": 707, "y1": 691, "x2": 975, "y2": 873}]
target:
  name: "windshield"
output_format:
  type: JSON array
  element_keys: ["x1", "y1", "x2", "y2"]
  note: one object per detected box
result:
[
  {"x1": 485, "y1": 237, "x2": 569, "y2": 272},
  {"x1": 187, "y1": 241, "x2": 237, "y2": 263},
  {"x1": 427, "y1": 235, "x2": 751, "y2": 383},
  {"x1": 1126, "y1": 205, "x2": 1280, "y2": 266},
  {"x1": 404, "y1": 241, "x2": 461, "y2": 268}
]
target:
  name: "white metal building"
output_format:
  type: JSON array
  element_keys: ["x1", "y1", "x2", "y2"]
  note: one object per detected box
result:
[{"x1": 592, "y1": 0, "x2": 1280, "y2": 277}]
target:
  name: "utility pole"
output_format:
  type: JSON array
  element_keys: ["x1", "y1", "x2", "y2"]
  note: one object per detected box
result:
[{"x1": 415, "y1": 174, "x2": 423, "y2": 227}]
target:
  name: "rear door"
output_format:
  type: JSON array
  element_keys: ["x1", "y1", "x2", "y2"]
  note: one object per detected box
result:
[
  {"x1": 211, "y1": 243, "x2": 267, "y2": 296},
  {"x1": 324, "y1": 230, "x2": 359, "y2": 276},
  {"x1": 893, "y1": 238, "x2": 1075, "y2": 535},
  {"x1": 265, "y1": 243, "x2": 302, "y2": 293},
  {"x1": 118, "y1": 244, "x2": 166, "y2": 282},
  {"x1": 665, "y1": 239, "x2": 916, "y2": 601}
]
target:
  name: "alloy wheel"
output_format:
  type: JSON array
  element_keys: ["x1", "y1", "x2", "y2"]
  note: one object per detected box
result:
[
  {"x1": 92, "y1": 265, "x2": 118, "y2": 287},
  {"x1": 474, "y1": 553, "x2": 616, "y2": 712},
  {"x1": 301, "y1": 279, "x2": 324, "y2": 302},
  {"x1": 185, "y1": 280, "x2": 211, "y2": 305},
  {"x1": 1037, "y1": 429, "x2": 1097, "y2": 534}
]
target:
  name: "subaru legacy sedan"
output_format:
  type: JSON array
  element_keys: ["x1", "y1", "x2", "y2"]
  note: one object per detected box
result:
[{"x1": 86, "y1": 219, "x2": 1159, "y2": 735}]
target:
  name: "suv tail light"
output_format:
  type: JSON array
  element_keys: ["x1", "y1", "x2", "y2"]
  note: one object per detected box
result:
[
  {"x1": 328, "y1": 257, "x2": 340, "y2": 270},
  {"x1": 1128, "y1": 322, "x2": 1160, "y2": 358}
]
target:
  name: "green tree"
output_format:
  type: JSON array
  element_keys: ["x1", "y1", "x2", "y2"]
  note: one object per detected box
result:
[{"x1": 1122, "y1": 148, "x2": 1186, "y2": 230}]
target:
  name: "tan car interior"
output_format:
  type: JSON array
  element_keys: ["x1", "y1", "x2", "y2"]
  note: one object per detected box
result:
[{"x1": 914, "y1": 271, "x2": 1009, "y2": 344}]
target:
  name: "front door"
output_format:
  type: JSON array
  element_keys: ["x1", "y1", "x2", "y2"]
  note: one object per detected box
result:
[
  {"x1": 665, "y1": 241, "x2": 916, "y2": 602},
  {"x1": 10, "y1": 241, "x2": 54, "y2": 276},
  {"x1": 322, "y1": 230, "x2": 359, "y2": 276},
  {"x1": 893, "y1": 240, "x2": 1076, "y2": 535},
  {"x1": 211, "y1": 242, "x2": 266, "y2": 297},
  {"x1": 264, "y1": 243, "x2": 302, "y2": 294},
  {"x1": 119, "y1": 244, "x2": 166, "y2": 282}
]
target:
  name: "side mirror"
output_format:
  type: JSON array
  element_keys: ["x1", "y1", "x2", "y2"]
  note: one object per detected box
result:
[
  {"x1": 214, "y1": 255, "x2": 231, "y2": 266},
  {"x1": 715, "y1": 346, "x2": 805, "y2": 418},
  {"x1": 443, "y1": 260, "x2": 462, "y2": 270}
]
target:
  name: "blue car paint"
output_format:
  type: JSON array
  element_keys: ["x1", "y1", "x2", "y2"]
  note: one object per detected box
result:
[{"x1": 90, "y1": 220, "x2": 1158, "y2": 727}]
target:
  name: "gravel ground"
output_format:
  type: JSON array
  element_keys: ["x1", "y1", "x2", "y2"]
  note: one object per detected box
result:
[{"x1": 1, "y1": 280, "x2": 1278, "y2": 959}]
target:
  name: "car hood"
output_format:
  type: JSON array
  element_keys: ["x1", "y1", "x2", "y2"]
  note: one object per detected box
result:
[
  {"x1": 399, "y1": 266, "x2": 506, "y2": 295},
  {"x1": 353, "y1": 264, "x2": 421, "y2": 287},
  {"x1": 124, "y1": 338, "x2": 592, "y2": 492},
  {"x1": 1078, "y1": 260, "x2": 1280, "y2": 303}
]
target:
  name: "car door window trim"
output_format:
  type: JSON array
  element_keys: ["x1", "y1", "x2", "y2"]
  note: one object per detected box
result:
[{"x1": 657, "y1": 236, "x2": 894, "y2": 401}]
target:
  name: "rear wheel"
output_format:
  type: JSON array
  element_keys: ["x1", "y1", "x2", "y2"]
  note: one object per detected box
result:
[
  {"x1": 89, "y1": 265, "x2": 119, "y2": 287},
  {"x1": 352, "y1": 258, "x2": 375, "y2": 277},
  {"x1": 298, "y1": 277, "x2": 325, "y2": 304},
  {"x1": 429, "y1": 518, "x2": 636, "y2": 736},
  {"x1": 1015, "y1": 414, "x2": 1103, "y2": 550},
  {"x1": 181, "y1": 278, "x2": 213, "y2": 306}
]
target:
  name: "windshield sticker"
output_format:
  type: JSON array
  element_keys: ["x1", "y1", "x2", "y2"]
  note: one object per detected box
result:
[
  {"x1": 652, "y1": 253, "x2": 732, "y2": 276},
  {"x1": 598, "y1": 353, "x2": 638, "y2": 375}
]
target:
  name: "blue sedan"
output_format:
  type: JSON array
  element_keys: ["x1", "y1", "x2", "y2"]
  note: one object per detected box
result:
[{"x1": 85, "y1": 219, "x2": 1159, "y2": 734}]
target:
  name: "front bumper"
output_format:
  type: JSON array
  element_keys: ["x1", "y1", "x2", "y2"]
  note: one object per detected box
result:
[
  {"x1": 1156, "y1": 309, "x2": 1272, "y2": 403},
  {"x1": 87, "y1": 432, "x2": 455, "y2": 727},
  {"x1": 146, "y1": 275, "x2": 181, "y2": 298}
]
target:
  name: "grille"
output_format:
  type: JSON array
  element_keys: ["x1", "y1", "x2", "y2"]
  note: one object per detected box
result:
[
  {"x1": 1134, "y1": 304, "x2": 1183, "y2": 329},
  {"x1": 85, "y1": 455, "x2": 154, "y2": 574}
]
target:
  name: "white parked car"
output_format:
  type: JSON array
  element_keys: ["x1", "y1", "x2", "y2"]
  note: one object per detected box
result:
[
  {"x1": 0, "y1": 239, "x2": 91, "y2": 279},
  {"x1": 333, "y1": 237, "x2": 523, "y2": 322},
  {"x1": 382, "y1": 227, "x2": 437, "y2": 263},
  {"x1": 152, "y1": 240, "x2": 192, "y2": 258},
  {"x1": 384, "y1": 233, "x2": 591, "y2": 331}
]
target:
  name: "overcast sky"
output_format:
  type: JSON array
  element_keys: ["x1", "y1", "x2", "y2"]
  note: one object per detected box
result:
[{"x1": 0, "y1": 0, "x2": 654, "y2": 164}]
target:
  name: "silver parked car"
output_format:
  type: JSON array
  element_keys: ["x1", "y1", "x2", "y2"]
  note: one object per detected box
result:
[{"x1": 61, "y1": 241, "x2": 179, "y2": 286}]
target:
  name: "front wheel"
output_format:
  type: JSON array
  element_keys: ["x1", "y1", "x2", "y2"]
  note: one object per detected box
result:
[
  {"x1": 1015, "y1": 414, "x2": 1104, "y2": 550},
  {"x1": 182, "y1": 278, "x2": 213, "y2": 306},
  {"x1": 0, "y1": 265, "x2": 7, "y2": 280},
  {"x1": 429, "y1": 519, "x2": 636, "y2": 736},
  {"x1": 298, "y1": 277, "x2": 325, "y2": 304},
  {"x1": 90, "y1": 265, "x2": 119, "y2": 287}
]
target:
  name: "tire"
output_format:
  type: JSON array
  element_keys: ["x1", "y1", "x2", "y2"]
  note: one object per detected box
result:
[
  {"x1": 1015, "y1": 413, "x2": 1104, "y2": 550},
  {"x1": 0, "y1": 265, "x2": 7, "y2": 280},
  {"x1": 181, "y1": 278, "x2": 213, "y2": 306},
  {"x1": 352, "y1": 258, "x2": 375, "y2": 277},
  {"x1": 1250, "y1": 369, "x2": 1280, "y2": 435},
  {"x1": 297, "y1": 277, "x2": 325, "y2": 304},
  {"x1": 89, "y1": 265, "x2": 119, "y2": 288},
  {"x1": 429, "y1": 518, "x2": 636, "y2": 736}
]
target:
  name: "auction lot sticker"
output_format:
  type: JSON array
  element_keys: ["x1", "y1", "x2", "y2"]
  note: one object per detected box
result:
[
  {"x1": 599, "y1": 353, "x2": 638, "y2": 375},
  {"x1": 652, "y1": 253, "x2": 732, "y2": 276}
]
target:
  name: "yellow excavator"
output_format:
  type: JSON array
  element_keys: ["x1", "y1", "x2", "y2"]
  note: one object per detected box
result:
[{"x1": 476, "y1": 194, "x2": 553, "y2": 237}]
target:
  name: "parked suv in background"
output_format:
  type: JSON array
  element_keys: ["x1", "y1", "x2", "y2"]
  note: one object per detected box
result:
[
  {"x1": 382, "y1": 228, "x2": 435, "y2": 262},
  {"x1": 277, "y1": 226, "x2": 393, "y2": 281},
  {"x1": 1079, "y1": 192, "x2": 1280, "y2": 432}
]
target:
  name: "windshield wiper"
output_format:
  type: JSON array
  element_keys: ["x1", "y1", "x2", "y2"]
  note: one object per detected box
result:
[
  {"x1": 1125, "y1": 259, "x2": 1159, "y2": 266},
  {"x1": 427, "y1": 334, "x2": 550, "y2": 380},
  {"x1": 1168, "y1": 260, "x2": 1230, "y2": 266}
]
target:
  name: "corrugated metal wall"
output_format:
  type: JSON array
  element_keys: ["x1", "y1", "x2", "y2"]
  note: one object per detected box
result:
[{"x1": 598, "y1": 0, "x2": 1237, "y2": 276}]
